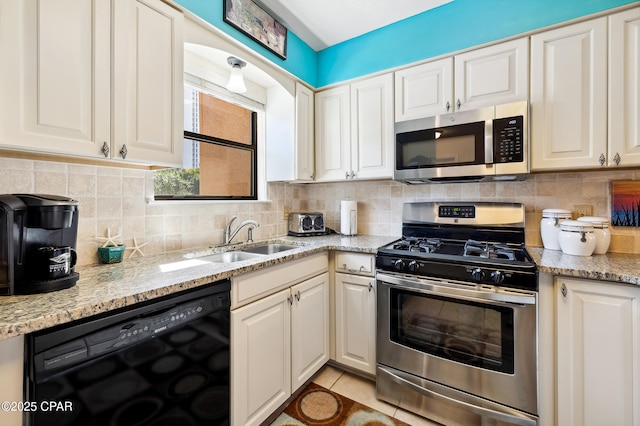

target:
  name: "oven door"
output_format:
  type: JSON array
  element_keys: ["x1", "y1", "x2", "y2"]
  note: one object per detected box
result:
[{"x1": 376, "y1": 272, "x2": 538, "y2": 417}]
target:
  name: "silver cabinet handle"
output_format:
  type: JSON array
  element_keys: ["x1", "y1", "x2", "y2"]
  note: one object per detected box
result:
[
  {"x1": 288, "y1": 295, "x2": 293, "y2": 305},
  {"x1": 345, "y1": 171, "x2": 349, "y2": 179},
  {"x1": 295, "y1": 290, "x2": 301, "y2": 301},
  {"x1": 599, "y1": 153, "x2": 606, "y2": 166},
  {"x1": 446, "y1": 101, "x2": 450, "y2": 112},
  {"x1": 456, "y1": 99, "x2": 461, "y2": 109},
  {"x1": 102, "y1": 142, "x2": 110, "y2": 158},
  {"x1": 613, "y1": 152, "x2": 621, "y2": 166},
  {"x1": 350, "y1": 171, "x2": 356, "y2": 179},
  {"x1": 368, "y1": 282, "x2": 373, "y2": 292},
  {"x1": 561, "y1": 283, "x2": 568, "y2": 298},
  {"x1": 119, "y1": 144, "x2": 128, "y2": 160}
]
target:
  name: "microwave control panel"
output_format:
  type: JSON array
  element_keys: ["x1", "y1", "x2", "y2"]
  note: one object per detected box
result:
[{"x1": 493, "y1": 116, "x2": 523, "y2": 163}]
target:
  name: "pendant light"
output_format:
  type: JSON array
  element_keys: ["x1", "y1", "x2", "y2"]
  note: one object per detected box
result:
[{"x1": 226, "y1": 56, "x2": 247, "y2": 93}]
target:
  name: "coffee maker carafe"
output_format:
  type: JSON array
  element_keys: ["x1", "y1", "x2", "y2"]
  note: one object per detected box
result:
[{"x1": 0, "y1": 194, "x2": 80, "y2": 295}]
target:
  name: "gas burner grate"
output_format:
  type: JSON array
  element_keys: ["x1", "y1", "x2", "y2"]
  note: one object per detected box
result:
[{"x1": 394, "y1": 237, "x2": 442, "y2": 253}]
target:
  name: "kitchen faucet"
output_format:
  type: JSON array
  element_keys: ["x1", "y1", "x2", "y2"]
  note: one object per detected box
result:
[{"x1": 224, "y1": 216, "x2": 259, "y2": 245}]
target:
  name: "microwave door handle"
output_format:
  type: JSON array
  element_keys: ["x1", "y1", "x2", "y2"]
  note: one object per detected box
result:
[{"x1": 380, "y1": 366, "x2": 537, "y2": 426}]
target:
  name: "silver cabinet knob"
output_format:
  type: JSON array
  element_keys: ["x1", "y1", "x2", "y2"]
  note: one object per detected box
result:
[{"x1": 102, "y1": 142, "x2": 110, "y2": 158}]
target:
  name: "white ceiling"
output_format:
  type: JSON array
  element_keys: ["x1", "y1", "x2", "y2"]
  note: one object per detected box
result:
[{"x1": 258, "y1": 0, "x2": 454, "y2": 51}]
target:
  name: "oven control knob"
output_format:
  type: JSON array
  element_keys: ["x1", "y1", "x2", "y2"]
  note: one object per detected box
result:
[
  {"x1": 471, "y1": 268, "x2": 485, "y2": 281},
  {"x1": 491, "y1": 270, "x2": 505, "y2": 284},
  {"x1": 393, "y1": 259, "x2": 405, "y2": 271},
  {"x1": 408, "y1": 260, "x2": 420, "y2": 272}
]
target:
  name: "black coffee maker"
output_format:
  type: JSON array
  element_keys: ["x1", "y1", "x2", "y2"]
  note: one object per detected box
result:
[{"x1": 0, "y1": 194, "x2": 80, "y2": 295}]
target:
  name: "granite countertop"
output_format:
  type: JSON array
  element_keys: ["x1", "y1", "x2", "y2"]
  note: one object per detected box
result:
[
  {"x1": 0, "y1": 234, "x2": 398, "y2": 341},
  {"x1": 2, "y1": 235, "x2": 639, "y2": 342},
  {"x1": 528, "y1": 247, "x2": 640, "y2": 285}
]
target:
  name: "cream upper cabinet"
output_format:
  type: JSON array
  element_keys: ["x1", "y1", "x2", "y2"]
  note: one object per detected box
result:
[
  {"x1": 530, "y1": 18, "x2": 608, "y2": 171},
  {"x1": 394, "y1": 57, "x2": 453, "y2": 121},
  {"x1": 315, "y1": 85, "x2": 351, "y2": 181},
  {"x1": 294, "y1": 83, "x2": 316, "y2": 181},
  {"x1": 350, "y1": 73, "x2": 394, "y2": 180},
  {"x1": 608, "y1": 7, "x2": 640, "y2": 167},
  {"x1": 394, "y1": 38, "x2": 528, "y2": 121},
  {"x1": 454, "y1": 37, "x2": 529, "y2": 111},
  {"x1": 556, "y1": 277, "x2": 640, "y2": 426},
  {"x1": 0, "y1": 0, "x2": 111, "y2": 158},
  {"x1": 315, "y1": 73, "x2": 393, "y2": 181},
  {"x1": 0, "y1": 0, "x2": 183, "y2": 167},
  {"x1": 112, "y1": 0, "x2": 184, "y2": 166}
]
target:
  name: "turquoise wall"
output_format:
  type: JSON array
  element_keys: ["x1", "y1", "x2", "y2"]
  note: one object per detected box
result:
[
  {"x1": 174, "y1": 0, "x2": 318, "y2": 85},
  {"x1": 176, "y1": 0, "x2": 637, "y2": 88}
]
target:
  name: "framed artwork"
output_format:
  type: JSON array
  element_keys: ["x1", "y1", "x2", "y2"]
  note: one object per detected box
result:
[
  {"x1": 611, "y1": 180, "x2": 640, "y2": 227},
  {"x1": 223, "y1": 0, "x2": 287, "y2": 59}
]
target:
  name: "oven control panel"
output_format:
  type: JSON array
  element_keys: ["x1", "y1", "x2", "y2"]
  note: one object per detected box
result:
[{"x1": 439, "y1": 205, "x2": 475, "y2": 218}]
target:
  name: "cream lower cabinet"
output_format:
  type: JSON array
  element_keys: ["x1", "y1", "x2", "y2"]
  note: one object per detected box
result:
[
  {"x1": 231, "y1": 254, "x2": 329, "y2": 426},
  {"x1": 556, "y1": 277, "x2": 640, "y2": 426},
  {"x1": 334, "y1": 252, "x2": 376, "y2": 375}
]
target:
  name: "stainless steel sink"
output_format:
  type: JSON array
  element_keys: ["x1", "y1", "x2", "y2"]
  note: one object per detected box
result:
[
  {"x1": 195, "y1": 251, "x2": 264, "y2": 263},
  {"x1": 240, "y1": 243, "x2": 299, "y2": 255}
]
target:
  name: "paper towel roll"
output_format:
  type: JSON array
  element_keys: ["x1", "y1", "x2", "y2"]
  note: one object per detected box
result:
[{"x1": 340, "y1": 200, "x2": 357, "y2": 235}]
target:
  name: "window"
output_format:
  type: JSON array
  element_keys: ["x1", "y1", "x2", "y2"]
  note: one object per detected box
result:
[{"x1": 154, "y1": 83, "x2": 260, "y2": 200}]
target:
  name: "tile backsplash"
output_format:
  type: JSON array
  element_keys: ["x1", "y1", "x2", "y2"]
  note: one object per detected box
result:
[{"x1": 1, "y1": 156, "x2": 639, "y2": 265}]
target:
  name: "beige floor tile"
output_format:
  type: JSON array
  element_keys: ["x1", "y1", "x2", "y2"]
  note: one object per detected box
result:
[
  {"x1": 312, "y1": 364, "x2": 343, "y2": 389},
  {"x1": 328, "y1": 370, "x2": 398, "y2": 417}
]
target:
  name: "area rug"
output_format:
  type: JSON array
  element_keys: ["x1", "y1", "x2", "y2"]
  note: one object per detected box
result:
[{"x1": 269, "y1": 382, "x2": 409, "y2": 426}]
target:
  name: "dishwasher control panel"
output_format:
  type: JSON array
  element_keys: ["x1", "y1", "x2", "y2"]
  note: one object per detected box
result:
[{"x1": 39, "y1": 293, "x2": 229, "y2": 371}]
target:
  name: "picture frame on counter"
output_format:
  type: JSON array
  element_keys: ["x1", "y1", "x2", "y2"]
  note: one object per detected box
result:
[{"x1": 223, "y1": 0, "x2": 287, "y2": 59}]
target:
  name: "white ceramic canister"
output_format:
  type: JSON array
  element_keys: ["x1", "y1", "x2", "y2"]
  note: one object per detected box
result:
[
  {"x1": 577, "y1": 216, "x2": 611, "y2": 254},
  {"x1": 540, "y1": 209, "x2": 572, "y2": 250},
  {"x1": 558, "y1": 220, "x2": 596, "y2": 256}
]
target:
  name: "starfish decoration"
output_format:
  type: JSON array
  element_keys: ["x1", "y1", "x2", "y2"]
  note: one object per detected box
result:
[
  {"x1": 96, "y1": 228, "x2": 121, "y2": 247},
  {"x1": 126, "y1": 237, "x2": 148, "y2": 259}
]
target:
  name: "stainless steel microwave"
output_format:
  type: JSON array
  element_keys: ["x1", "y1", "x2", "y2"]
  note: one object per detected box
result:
[{"x1": 394, "y1": 101, "x2": 529, "y2": 184}]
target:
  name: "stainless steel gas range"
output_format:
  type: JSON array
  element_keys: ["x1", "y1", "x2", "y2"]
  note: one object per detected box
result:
[{"x1": 376, "y1": 202, "x2": 539, "y2": 426}]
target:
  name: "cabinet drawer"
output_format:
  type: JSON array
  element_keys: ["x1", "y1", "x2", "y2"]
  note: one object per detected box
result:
[
  {"x1": 231, "y1": 252, "x2": 328, "y2": 309},
  {"x1": 335, "y1": 252, "x2": 375, "y2": 276}
]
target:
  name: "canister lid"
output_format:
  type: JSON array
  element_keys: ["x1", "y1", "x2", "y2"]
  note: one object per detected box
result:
[
  {"x1": 542, "y1": 208, "x2": 571, "y2": 218},
  {"x1": 577, "y1": 216, "x2": 609, "y2": 228},
  {"x1": 560, "y1": 220, "x2": 594, "y2": 232}
]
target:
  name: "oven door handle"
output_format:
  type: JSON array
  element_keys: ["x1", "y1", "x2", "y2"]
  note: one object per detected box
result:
[
  {"x1": 379, "y1": 365, "x2": 538, "y2": 426},
  {"x1": 376, "y1": 272, "x2": 536, "y2": 306}
]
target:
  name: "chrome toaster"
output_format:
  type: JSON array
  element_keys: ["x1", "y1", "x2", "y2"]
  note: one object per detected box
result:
[{"x1": 288, "y1": 212, "x2": 326, "y2": 236}]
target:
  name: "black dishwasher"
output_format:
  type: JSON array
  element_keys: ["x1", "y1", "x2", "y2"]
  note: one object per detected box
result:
[{"x1": 25, "y1": 281, "x2": 230, "y2": 426}]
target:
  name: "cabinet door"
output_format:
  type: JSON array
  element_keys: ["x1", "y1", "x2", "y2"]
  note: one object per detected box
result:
[
  {"x1": 530, "y1": 18, "x2": 607, "y2": 171},
  {"x1": 394, "y1": 57, "x2": 453, "y2": 121},
  {"x1": 556, "y1": 278, "x2": 640, "y2": 426},
  {"x1": 454, "y1": 38, "x2": 529, "y2": 111},
  {"x1": 0, "y1": 0, "x2": 110, "y2": 158},
  {"x1": 291, "y1": 273, "x2": 330, "y2": 390},
  {"x1": 231, "y1": 289, "x2": 291, "y2": 426},
  {"x1": 315, "y1": 85, "x2": 351, "y2": 181},
  {"x1": 350, "y1": 73, "x2": 394, "y2": 180},
  {"x1": 294, "y1": 83, "x2": 316, "y2": 181},
  {"x1": 608, "y1": 7, "x2": 640, "y2": 167},
  {"x1": 334, "y1": 273, "x2": 376, "y2": 374},
  {"x1": 113, "y1": 0, "x2": 184, "y2": 166}
]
